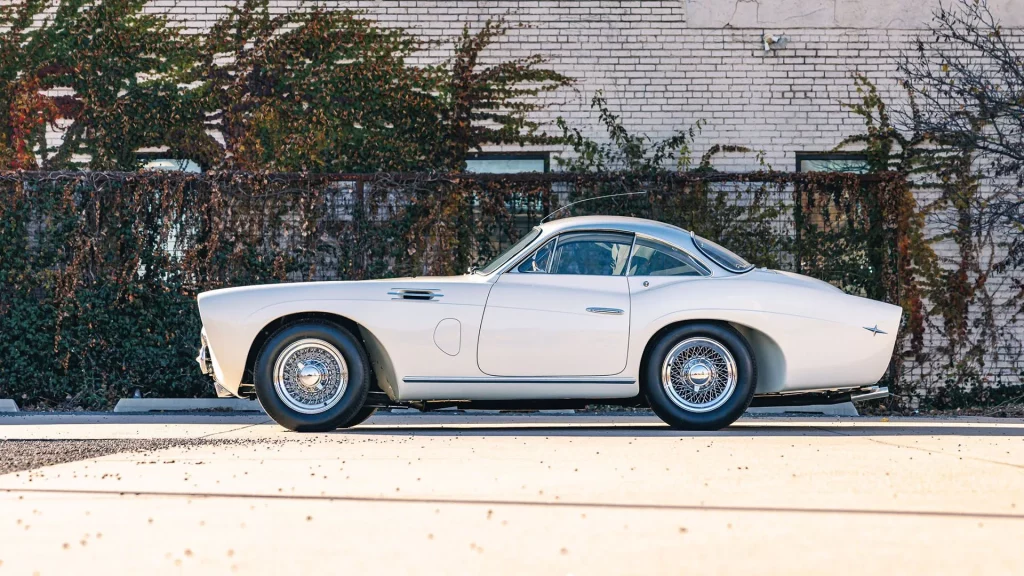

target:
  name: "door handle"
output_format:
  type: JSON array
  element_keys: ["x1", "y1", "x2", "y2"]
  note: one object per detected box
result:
[{"x1": 586, "y1": 307, "x2": 624, "y2": 315}]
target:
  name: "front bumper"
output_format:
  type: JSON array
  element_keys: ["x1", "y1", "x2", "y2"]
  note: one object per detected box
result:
[
  {"x1": 196, "y1": 331, "x2": 214, "y2": 375},
  {"x1": 197, "y1": 331, "x2": 236, "y2": 398}
]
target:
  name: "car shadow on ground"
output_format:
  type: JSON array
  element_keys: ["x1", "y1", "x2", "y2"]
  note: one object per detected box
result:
[
  {"x1": 342, "y1": 424, "x2": 1024, "y2": 438},
  {"x1": 3, "y1": 414, "x2": 1024, "y2": 438}
]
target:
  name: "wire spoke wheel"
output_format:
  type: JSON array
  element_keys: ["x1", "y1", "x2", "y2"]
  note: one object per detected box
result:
[
  {"x1": 273, "y1": 338, "x2": 349, "y2": 415},
  {"x1": 661, "y1": 337, "x2": 737, "y2": 413}
]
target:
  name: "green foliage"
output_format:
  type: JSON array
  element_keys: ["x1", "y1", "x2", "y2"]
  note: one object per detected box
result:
[
  {"x1": 443, "y1": 17, "x2": 573, "y2": 170},
  {"x1": 0, "y1": 0, "x2": 998, "y2": 411},
  {"x1": 34, "y1": 0, "x2": 200, "y2": 170},
  {"x1": 0, "y1": 171, "x2": 905, "y2": 409},
  {"x1": 0, "y1": 0, "x2": 572, "y2": 172},
  {"x1": 838, "y1": 73, "x2": 1021, "y2": 408},
  {"x1": 197, "y1": 0, "x2": 445, "y2": 172},
  {"x1": 0, "y1": 0, "x2": 53, "y2": 169},
  {"x1": 556, "y1": 93, "x2": 706, "y2": 173}
]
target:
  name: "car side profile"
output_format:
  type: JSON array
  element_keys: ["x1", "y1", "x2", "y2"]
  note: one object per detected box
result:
[{"x1": 196, "y1": 215, "x2": 901, "y2": 431}]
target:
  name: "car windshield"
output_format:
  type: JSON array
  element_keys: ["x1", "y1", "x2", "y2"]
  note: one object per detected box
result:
[
  {"x1": 476, "y1": 228, "x2": 542, "y2": 275},
  {"x1": 692, "y1": 233, "x2": 754, "y2": 273}
]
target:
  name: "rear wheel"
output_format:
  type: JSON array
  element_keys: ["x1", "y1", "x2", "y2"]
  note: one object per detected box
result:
[
  {"x1": 254, "y1": 321, "x2": 369, "y2": 432},
  {"x1": 644, "y1": 323, "x2": 756, "y2": 430}
]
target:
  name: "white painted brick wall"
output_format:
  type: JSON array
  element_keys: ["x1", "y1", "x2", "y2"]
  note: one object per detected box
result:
[
  {"x1": 145, "y1": 0, "x2": 921, "y2": 172},
  {"x1": 126, "y1": 0, "x2": 1024, "y2": 393}
]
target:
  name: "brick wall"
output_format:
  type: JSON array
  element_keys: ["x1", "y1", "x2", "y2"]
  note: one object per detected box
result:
[
  {"x1": 138, "y1": 0, "x2": 1024, "y2": 393},
  {"x1": 145, "y1": 0, "x2": 922, "y2": 172}
]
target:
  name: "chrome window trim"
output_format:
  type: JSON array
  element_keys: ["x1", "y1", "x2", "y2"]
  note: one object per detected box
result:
[
  {"x1": 627, "y1": 233, "x2": 713, "y2": 277},
  {"x1": 690, "y1": 231, "x2": 754, "y2": 274},
  {"x1": 626, "y1": 233, "x2": 638, "y2": 274}
]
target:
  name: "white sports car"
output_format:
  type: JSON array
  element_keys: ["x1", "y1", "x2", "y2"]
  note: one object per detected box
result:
[{"x1": 196, "y1": 215, "x2": 900, "y2": 431}]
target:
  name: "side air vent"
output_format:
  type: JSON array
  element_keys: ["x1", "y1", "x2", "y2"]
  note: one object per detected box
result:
[{"x1": 388, "y1": 288, "x2": 443, "y2": 301}]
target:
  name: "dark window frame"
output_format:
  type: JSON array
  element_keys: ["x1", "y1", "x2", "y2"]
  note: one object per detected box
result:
[
  {"x1": 795, "y1": 152, "x2": 869, "y2": 173},
  {"x1": 465, "y1": 151, "x2": 550, "y2": 173},
  {"x1": 136, "y1": 151, "x2": 203, "y2": 173}
]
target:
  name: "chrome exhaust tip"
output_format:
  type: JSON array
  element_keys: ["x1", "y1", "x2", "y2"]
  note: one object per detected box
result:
[{"x1": 850, "y1": 385, "x2": 889, "y2": 403}]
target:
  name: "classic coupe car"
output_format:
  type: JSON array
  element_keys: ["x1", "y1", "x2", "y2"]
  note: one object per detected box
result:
[{"x1": 196, "y1": 215, "x2": 900, "y2": 431}]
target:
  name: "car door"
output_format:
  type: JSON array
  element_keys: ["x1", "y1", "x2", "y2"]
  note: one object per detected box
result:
[{"x1": 477, "y1": 231, "x2": 634, "y2": 377}]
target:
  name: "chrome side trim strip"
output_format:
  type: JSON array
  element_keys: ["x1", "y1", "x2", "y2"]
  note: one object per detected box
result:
[{"x1": 403, "y1": 376, "x2": 635, "y2": 385}]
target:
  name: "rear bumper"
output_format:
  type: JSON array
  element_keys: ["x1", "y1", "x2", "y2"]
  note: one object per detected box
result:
[
  {"x1": 850, "y1": 385, "x2": 889, "y2": 403},
  {"x1": 751, "y1": 385, "x2": 888, "y2": 407}
]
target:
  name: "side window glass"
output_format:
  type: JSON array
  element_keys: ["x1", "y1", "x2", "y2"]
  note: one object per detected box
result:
[
  {"x1": 628, "y1": 238, "x2": 708, "y2": 277},
  {"x1": 516, "y1": 239, "x2": 556, "y2": 273},
  {"x1": 550, "y1": 233, "x2": 633, "y2": 276}
]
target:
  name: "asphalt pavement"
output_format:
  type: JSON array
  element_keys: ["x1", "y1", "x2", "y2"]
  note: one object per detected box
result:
[{"x1": 0, "y1": 412, "x2": 1021, "y2": 575}]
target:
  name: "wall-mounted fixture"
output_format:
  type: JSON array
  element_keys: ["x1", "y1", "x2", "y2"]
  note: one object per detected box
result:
[{"x1": 762, "y1": 32, "x2": 789, "y2": 52}]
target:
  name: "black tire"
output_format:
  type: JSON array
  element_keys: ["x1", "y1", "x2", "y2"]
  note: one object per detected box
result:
[
  {"x1": 254, "y1": 320, "x2": 370, "y2": 432},
  {"x1": 643, "y1": 322, "x2": 757, "y2": 431},
  {"x1": 337, "y1": 406, "x2": 377, "y2": 429}
]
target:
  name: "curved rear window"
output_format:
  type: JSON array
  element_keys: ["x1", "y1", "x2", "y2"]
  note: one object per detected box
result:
[{"x1": 692, "y1": 234, "x2": 754, "y2": 273}]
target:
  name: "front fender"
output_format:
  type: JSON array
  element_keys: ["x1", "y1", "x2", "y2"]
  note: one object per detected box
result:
[{"x1": 199, "y1": 296, "x2": 386, "y2": 394}]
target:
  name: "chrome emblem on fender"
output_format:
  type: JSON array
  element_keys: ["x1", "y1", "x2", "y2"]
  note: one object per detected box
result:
[{"x1": 864, "y1": 325, "x2": 887, "y2": 336}]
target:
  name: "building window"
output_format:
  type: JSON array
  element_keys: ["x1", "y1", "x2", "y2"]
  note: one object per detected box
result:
[
  {"x1": 465, "y1": 152, "x2": 549, "y2": 174},
  {"x1": 796, "y1": 153, "x2": 869, "y2": 174},
  {"x1": 141, "y1": 158, "x2": 202, "y2": 173},
  {"x1": 137, "y1": 150, "x2": 202, "y2": 173}
]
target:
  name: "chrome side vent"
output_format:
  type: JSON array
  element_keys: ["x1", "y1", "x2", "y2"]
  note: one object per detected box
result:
[{"x1": 389, "y1": 288, "x2": 443, "y2": 301}]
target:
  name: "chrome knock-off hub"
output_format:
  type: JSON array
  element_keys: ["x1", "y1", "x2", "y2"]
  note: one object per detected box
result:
[
  {"x1": 272, "y1": 339, "x2": 349, "y2": 414},
  {"x1": 297, "y1": 363, "x2": 325, "y2": 389},
  {"x1": 661, "y1": 337, "x2": 738, "y2": 413},
  {"x1": 683, "y1": 359, "x2": 714, "y2": 390}
]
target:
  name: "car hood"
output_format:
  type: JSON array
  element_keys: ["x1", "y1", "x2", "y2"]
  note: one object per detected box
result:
[
  {"x1": 197, "y1": 275, "x2": 492, "y2": 319},
  {"x1": 199, "y1": 275, "x2": 480, "y2": 298}
]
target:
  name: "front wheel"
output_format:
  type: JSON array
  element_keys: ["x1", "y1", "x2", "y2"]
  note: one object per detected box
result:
[
  {"x1": 644, "y1": 323, "x2": 757, "y2": 430},
  {"x1": 254, "y1": 321, "x2": 370, "y2": 432}
]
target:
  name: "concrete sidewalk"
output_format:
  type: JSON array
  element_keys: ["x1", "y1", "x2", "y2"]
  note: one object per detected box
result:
[{"x1": 1, "y1": 413, "x2": 1022, "y2": 575}]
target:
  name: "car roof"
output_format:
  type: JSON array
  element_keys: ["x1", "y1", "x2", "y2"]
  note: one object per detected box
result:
[
  {"x1": 489, "y1": 215, "x2": 734, "y2": 277},
  {"x1": 539, "y1": 215, "x2": 692, "y2": 238}
]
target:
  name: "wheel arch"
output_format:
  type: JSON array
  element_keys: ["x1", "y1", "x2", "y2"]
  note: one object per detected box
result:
[
  {"x1": 242, "y1": 311, "x2": 394, "y2": 397},
  {"x1": 639, "y1": 319, "x2": 785, "y2": 394}
]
